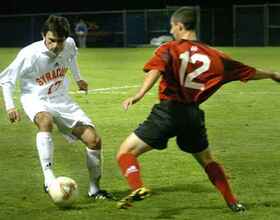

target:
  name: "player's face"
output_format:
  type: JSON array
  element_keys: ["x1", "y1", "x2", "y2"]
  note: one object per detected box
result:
[
  {"x1": 170, "y1": 20, "x2": 181, "y2": 41},
  {"x1": 44, "y1": 31, "x2": 65, "y2": 56}
]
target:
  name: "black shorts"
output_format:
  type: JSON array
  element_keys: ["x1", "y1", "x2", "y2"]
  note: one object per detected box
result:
[{"x1": 134, "y1": 100, "x2": 209, "y2": 153}]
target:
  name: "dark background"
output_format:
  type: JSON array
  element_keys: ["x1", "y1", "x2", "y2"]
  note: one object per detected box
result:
[
  {"x1": 1, "y1": 0, "x2": 280, "y2": 47},
  {"x1": 1, "y1": 0, "x2": 280, "y2": 15}
]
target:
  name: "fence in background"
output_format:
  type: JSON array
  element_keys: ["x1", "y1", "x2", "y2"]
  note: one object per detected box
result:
[
  {"x1": 0, "y1": 7, "x2": 199, "y2": 48},
  {"x1": 0, "y1": 4, "x2": 280, "y2": 47},
  {"x1": 202, "y1": 4, "x2": 280, "y2": 46},
  {"x1": 234, "y1": 4, "x2": 280, "y2": 46}
]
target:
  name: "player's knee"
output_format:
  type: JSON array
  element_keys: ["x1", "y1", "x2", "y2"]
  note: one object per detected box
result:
[
  {"x1": 86, "y1": 136, "x2": 102, "y2": 150},
  {"x1": 35, "y1": 112, "x2": 53, "y2": 131},
  {"x1": 193, "y1": 147, "x2": 214, "y2": 167},
  {"x1": 116, "y1": 142, "x2": 128, "y2": 160},
  {"x1": 116, "y1": 151, "x2": 130, "y2": 162},
  {"x1": 116, "y1": 142, "x2": 138, "y2": 161},
  {"x1": 116, "y1": 151, "x2": 125, "y2": 161}
]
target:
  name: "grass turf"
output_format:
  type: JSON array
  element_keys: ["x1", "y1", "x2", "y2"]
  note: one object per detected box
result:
[{"x1": 0, "y1": 47, "x2": 280, "y2": 219}]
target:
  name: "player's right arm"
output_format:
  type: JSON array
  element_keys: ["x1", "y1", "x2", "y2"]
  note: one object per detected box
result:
[
  {"x1": 0, "y1": 50, "x2": 27, "y2": 123},
  {"x1": 251, "y1": 69, "x2": 280, "y2": 82},
  {"x1": 122, "y1": 69, "x2": 161, "y2": 111},
  {"x1": 122, "y1": 44, "x2": 168, "y2": 111}
]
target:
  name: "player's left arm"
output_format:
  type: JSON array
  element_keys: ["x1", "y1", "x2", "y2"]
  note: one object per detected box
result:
[
  {"x1": 76, "y1": 79, "x2": 88, "y2": 93},
  {"x1": 67, "y1": 37, "x2": 88, "y2": 92},
  {"x1": 70, "y1": 58, "x2": 88, "y2": 92},
  {"x1": 122, "y1": 69, "x2": 161, "y2": 111},
  {"x1": 250, "y1": 69, "x2": 280, "y2": 82}
]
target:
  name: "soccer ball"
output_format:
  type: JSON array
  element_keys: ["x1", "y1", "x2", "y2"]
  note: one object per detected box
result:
[{"x1": 48, "y1": 176, "x2": 79, "y2": 208}]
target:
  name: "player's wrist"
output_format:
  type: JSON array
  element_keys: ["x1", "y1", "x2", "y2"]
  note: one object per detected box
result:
[{"x1": 6, "y1": 106, "x2": 16, "y2": 112}]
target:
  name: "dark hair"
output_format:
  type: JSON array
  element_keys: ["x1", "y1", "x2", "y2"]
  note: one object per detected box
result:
[
  {"x1": 41, "y1": 15, "x2": 70, "y2": 38},
  {"x1": 171, "y1": 7, "x2": 197, "y2": 30}
]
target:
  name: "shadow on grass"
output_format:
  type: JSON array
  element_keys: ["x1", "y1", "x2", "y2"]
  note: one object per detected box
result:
[
  {"x1": 154, "y1": 183, "x2": 213, "y2": 194},
  {"x1": 111, "y1": 182, "x2": 212, "y2": 198},
  {"x1": 45, "y1": 201, "x2": 97, "y2": 212},
  {"x1": 107, "y1": 183, "x2": 225, "y2": 219},
  {"x1": 151, "y1": 183, "x2": 222, "y2": 219},
  {"x1": 52, "y1": 183, "x2": 219, "y2": 213},
  {"x1": 243, "y1": 200, "x2": 280, "y2": 210},
  {"x1": 154, "y1": 205, "x2": 223, "y2": 220}
]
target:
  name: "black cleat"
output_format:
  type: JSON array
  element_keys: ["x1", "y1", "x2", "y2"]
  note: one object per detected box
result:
[
  {"x1": 89, "y1": 190, "x2": 116, "y2": 200},
  {"x1": 44, "y1": 185, "x2": 49, "y2": 193},
  {"x1": 228, "y1": 202, "x2": 246, "y2": 212}
]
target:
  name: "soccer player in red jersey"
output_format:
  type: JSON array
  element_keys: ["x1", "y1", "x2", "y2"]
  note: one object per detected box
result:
[{"x1": 116, "y1": 7, "x2": 280, "y2": 211}]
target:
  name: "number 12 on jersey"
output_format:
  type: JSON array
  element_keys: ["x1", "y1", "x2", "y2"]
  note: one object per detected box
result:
[{"x1": 179, "y1": 51, "x2": 211, "y2": 91}]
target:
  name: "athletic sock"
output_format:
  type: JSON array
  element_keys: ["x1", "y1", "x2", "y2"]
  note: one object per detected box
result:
[
  {"x1": 36, "y1": 131, "x2": 55, "y2": 187},
  {"x1": 118, "y1": 153, "x2": 143, "y2": 190},
  {"x1": 86, "y1": 148, "x2": 102, "y2": 196},
  {"x1": 205, "y1": 161, "x2": 237, "y2": 204}
]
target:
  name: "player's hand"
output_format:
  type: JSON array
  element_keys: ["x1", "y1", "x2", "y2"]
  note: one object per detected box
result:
[
  {"x1": 122, "y1": 97, "x2": 134, "y2": 111},
  {"x1": 122, "y1": 95, "x2": 142, "y2": 111},
  {"x1": 271, "y1": 72, "x2": 280, "y2": 82},
  {"x1": 7, "y1": 108, "x2": 21, "y2": 123},
  {"x1": 77, "y1": 80, "x2": 88, "y2": 94}
]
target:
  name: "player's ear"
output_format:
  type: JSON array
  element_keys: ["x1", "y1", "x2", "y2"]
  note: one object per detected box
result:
[{"x1": 178, "y1": 22, "x2": 184, "y2": 31}]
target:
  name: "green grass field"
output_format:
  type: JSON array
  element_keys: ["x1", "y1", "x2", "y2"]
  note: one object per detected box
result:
[{"x1": 1, "y1": 47, "x2": 280, "y2": 220}]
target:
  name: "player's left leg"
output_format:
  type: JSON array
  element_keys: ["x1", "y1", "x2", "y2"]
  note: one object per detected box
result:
[
  {"x1": 192, "y1": 148, "x2": 245, "y2": 212},
  {"x1": 72, "y1": 125, "x2": 114, "y2": 200},
  {"x1": 177, "y1": 106, "x2": 245, "y2": 212}
]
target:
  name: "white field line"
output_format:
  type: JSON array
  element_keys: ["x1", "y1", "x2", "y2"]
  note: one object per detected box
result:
[
  {"x1": 215, "y1": 91, "x2": 280, "y2": 95},
  {"x1": 69, "y1": 85, "x2": 280, "y2": 95},
  {"x1": 8, "y1": 85, "x2": 140, "y2": 101},
  {"x1": 69, "y1": 85, "x2": 139, "y2": 95}
]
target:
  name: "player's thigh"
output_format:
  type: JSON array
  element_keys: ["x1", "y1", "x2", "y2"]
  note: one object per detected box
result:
[
  {"x1": 176, "y1": 108, "x2": 209, "y2": 153},
  {"x1": 133, "y1": 102, "x2": 176, "y2": 151},
  {"x1": 53, "y1": 97, "x2": 94, "y2": 133},
  {"x1": 117, "y1": 133, "x2": 153, "y2": 158},
  {"x1": 21, "y1": 95, "x2": 49, "y2": 122}
]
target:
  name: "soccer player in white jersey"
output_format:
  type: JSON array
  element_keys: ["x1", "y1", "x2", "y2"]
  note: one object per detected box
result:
[{"x1": 0, "y1": 15, "x2": 113, "y2": 200}]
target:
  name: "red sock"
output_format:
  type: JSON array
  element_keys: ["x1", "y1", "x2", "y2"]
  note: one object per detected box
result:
[
  {"x1": 118, "y1": 153, "x2": 143, "y2": 190},
  {"x1": 205, "y1": 161, "x2": 237, "y2": 204}
]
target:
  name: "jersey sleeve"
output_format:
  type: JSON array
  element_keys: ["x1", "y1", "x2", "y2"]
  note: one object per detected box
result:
[
  {"x1": 143, "y1": 43, "x2": 170, "y2": 73},
  {"x1": 0, "y1": 49, "x2": 30, "y2": 110},
  {"x1": 66, "y1": 37, "x2": 81, "y2": 81},
  {"x1": 222, "y1": 57, "x2": 256, "y2": 82}
]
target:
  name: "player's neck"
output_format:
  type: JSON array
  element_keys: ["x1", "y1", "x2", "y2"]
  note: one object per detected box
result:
[{"x1": 181, "y1": 31, "x2": 197, "y2": 41}]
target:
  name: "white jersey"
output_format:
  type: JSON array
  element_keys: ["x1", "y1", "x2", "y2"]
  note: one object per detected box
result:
[{"x1": 0, "y1": 37, "x2": 81, "y2": 110}]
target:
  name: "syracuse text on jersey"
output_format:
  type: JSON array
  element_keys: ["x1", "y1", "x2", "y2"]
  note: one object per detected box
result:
[{"x1": 36, "y1": 66, "x2": 68, "y2": 86}]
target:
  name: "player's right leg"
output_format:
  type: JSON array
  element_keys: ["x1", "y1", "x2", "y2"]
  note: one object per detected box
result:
[
  {"x1": 34, "y1": 111, "x2": 56, "y2": 192},
  {"x1": 116, "y1": 133, "x2": 153, "y2": 209},
  {"x1": 20, "y1": 95, "x2": 56, "y2": 192}
]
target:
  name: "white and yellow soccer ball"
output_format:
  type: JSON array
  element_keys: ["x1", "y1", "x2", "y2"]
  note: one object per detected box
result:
[{"x1": 48, "y1": 176, "x2": 79, "y2": 208}]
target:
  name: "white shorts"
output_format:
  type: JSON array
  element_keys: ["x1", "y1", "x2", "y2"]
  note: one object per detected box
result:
[{"x1": 21, "y1": 93, "x2": 94, "y2": 142}]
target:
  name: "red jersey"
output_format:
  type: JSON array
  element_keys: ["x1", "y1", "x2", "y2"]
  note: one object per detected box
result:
[{"x1": 143, "y1": 40, "x2": 256, "y2": 104}]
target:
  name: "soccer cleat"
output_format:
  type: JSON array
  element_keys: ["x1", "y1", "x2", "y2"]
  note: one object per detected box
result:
[
  {"x1": 44, "y1": 185, "x2": 49, "y2": 193},
  {"x1": 89, "y1": 190, "x2": 116, "y2": 200},
  {"x1": 227, "y1": 202, "x2": 246, "y2": 212},
  {"x1": 117, "y1": 187, "x2": 151, "y2": 209}
]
